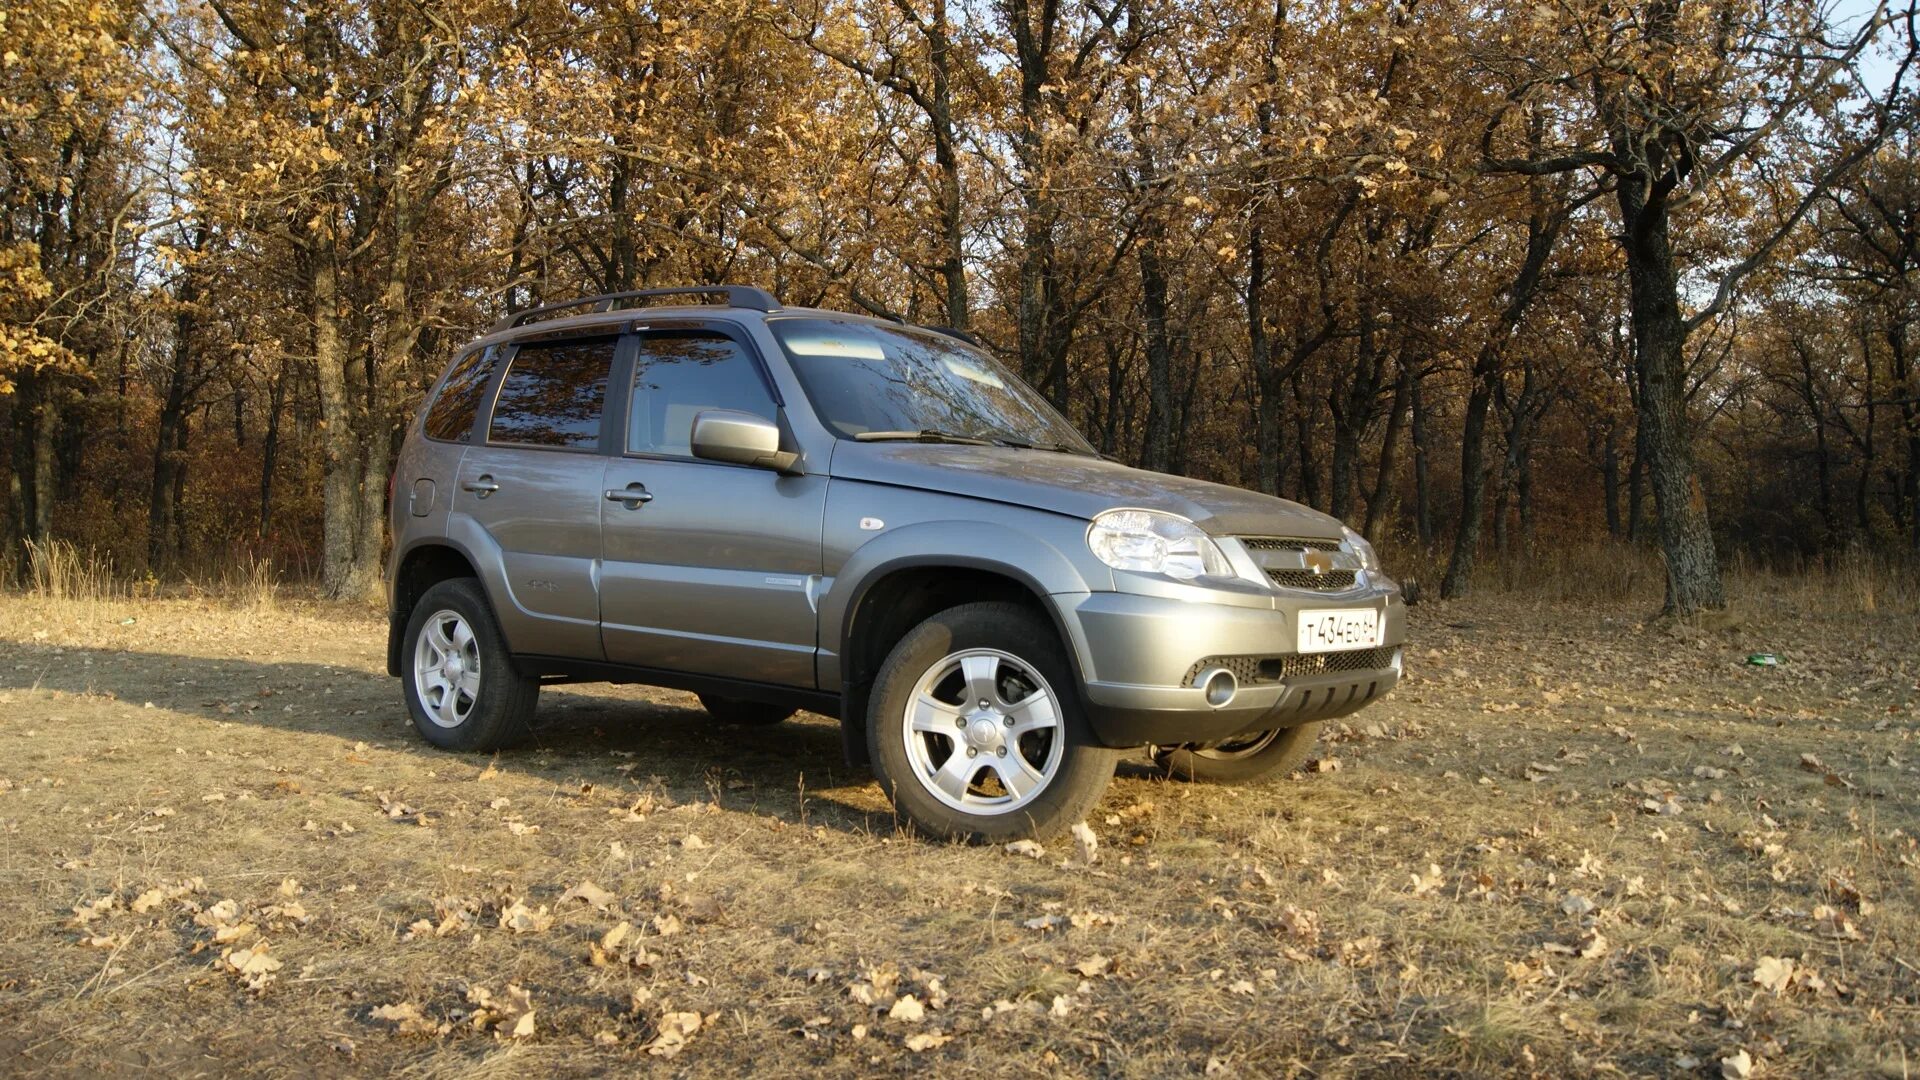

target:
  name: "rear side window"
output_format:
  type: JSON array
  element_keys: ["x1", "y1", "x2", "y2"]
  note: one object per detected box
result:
[
  {"x1": 487, "y1": 338, "x2": 614, "y2": 449},
  {"x1": 423, "y1": 346, "x2": 498, "y2": 443},
  {"x1": 627, "y1": 330, "x2": 777, "y2": 457}
]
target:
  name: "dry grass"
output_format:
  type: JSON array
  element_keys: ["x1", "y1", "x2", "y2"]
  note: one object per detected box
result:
[{"x1": 0, "y1": 578, "x2": 1915, "y2": 1077}]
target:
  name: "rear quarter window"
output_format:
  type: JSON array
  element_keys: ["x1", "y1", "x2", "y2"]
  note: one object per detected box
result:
[
  {"x1": 423, "y1": 346, "x2": 499, "y2": 443},
  {"x1": 487, "y1": 338, "x2": 615, "y2": 449}
]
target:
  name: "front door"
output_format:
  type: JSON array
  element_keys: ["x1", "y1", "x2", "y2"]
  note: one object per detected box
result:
[
  {"x1": 599, "y1": 324, "x2": 826, "y2": 687},
  {"x1": 453, "y1": 334, "x2": 619, "y2": 661}
]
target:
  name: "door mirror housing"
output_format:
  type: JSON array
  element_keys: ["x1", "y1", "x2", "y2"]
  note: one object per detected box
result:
[{"x1": 690, "y1": 409, "x2": 801, "y2": 474}]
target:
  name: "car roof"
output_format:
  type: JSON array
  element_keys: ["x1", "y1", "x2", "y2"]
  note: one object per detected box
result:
[{"x1": 467, "y1": 302, "x2": 908, "y2": 354}]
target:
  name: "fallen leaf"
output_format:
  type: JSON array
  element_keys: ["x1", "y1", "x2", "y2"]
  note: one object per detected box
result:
[
  {"x1": 559, "y1": 881, "x2": 617, "y2": 911},
  {"x1": 1072, "y1": 955, "x2": 1112, "y2": 978},
  {"x1": 370, "y1": 1002, "x2": 446, "y2": 1036},
  {"x1": 904, "y1": 1032, "x2": 952, "y2": 1052},
  {"x1": 498, "y1": 899, "x2": 552, "y2": 934},
  {"x1": 643, "y1": 1010, "x2": 705, "y2": 1058},
  {"x1": 1752, "y1": 956, "x2": 1794, "y2": 994},
  {"x1": 1559, "y1": 894, "x2": 1596, "y2": 918},
  {"x1": 1070, "y1": 821, "x2": 1098, "y2": 864}
]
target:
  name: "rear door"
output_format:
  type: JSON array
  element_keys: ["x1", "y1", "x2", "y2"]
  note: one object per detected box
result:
[
  {"x1": 599, "y1": 323, "x2": 827, "y2": 687},
  {"x1": 452, "y1": 333, "x2": 618, "y2": 661}
]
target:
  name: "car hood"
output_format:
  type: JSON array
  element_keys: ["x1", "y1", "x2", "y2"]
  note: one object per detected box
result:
[{"x1": 828, "y1": 442, "x2": 1345, "y2": 538}]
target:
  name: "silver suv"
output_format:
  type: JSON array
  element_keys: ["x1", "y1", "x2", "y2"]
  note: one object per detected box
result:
[{"x1": 386, "y1": 285, "x2": 1406, "y2": 840}]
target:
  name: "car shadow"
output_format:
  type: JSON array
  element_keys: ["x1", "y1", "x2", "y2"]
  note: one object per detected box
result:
[{"x1": 0, "y1": 638, "x2": 894, "y2": 834}]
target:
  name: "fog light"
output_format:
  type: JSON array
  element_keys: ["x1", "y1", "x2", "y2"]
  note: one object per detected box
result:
[{"x1": 1198, "y1": 668, "x2": 1237, "y2": 708}]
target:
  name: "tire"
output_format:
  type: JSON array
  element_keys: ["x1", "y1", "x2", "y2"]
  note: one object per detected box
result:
[
  {"x1": 867, "y1": 602, "x2": 1119, "y2": 843},
  {"x1": 401, "y1": 577, "x2": 539, "y2": 752},
  {"x1": 1154, "y1": 722, "x2": 1323, "y2": 785},
  {"x1": 698, "y1": 694, "x2": 795, "y2": 726}
]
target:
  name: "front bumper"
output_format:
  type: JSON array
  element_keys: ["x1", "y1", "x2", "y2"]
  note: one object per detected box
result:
[{"x1": 1054, "y1": 588, "x2": 1406, "y2": 748}]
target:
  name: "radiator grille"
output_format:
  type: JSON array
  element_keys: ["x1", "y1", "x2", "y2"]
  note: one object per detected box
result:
[
  {"x1": 1267, "y1": 569, "x2": 1358, "y2": 591},
  {"x1": 1241, "y1": 536, "x2": 1343, "y2": 552}
]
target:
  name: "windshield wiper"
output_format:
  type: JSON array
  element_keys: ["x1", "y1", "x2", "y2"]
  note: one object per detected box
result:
[
  {"x1": 977, "y1": 434, "x2": 1090, "y2": 456},
  {"x1": 853, "y1": 428, "x2": 994, "y2": 446}
]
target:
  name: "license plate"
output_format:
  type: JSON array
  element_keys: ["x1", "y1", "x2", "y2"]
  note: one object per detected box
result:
[{"x1": 1297, "y1": 608, "x2": 1381, "y2": 654}]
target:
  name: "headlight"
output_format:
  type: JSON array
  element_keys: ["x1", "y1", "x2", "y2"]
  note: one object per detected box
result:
[
  {"x1": 1341, "y1": 526, "x2": 1378, "y2": 570},
  {"x1": 1088, "y1": 509, "x2": 1231, "y2": 581}
]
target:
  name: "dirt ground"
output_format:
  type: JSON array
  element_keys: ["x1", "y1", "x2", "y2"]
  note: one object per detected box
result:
[{"x1": 0, "y1": 584, "x2": 1916, "y2": 1078}]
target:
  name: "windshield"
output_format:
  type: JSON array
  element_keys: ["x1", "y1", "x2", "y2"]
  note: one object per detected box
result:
[{"x1": 769, "y1": 318, "x2": 1094, "y2": 453}]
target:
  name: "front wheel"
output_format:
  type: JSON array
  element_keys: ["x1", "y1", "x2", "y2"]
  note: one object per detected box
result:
[
  {"x1": 1153, "y1": 722, "x2": 1323, "y2": 785},
  {"x1": 401, "y1": 578, "x2": 539, "y2": 752},
  {"x1": 868, "y1": 602, "x2": 1119, "y2": 843}
]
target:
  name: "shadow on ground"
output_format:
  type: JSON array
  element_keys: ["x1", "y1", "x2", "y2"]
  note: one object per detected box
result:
[{"x1": 0, "y1": 637, "x2": 898, "y2": 832}]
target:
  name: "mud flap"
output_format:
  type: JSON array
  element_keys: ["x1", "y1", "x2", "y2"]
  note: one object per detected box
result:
[{"x1": 840, "y1": 681, "x2": 872, "y2": 770}]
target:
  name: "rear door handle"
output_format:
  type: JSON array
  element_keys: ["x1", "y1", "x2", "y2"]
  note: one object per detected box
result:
[
  {"x1": 462, "y1": 475, "x2": 499, "y2": 496},
  {"x1": 604, "y1": 483, "x2": 653, "y2": 506}
]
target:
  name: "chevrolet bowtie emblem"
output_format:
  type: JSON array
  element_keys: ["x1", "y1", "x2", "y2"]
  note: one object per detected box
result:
[{"x1": 1303, "y1": 550, "x2": 1334, "y2": 575}]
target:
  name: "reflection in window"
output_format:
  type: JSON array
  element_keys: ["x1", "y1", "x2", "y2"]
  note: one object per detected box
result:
[
  {"x1": 425, "y1": 346, "x2": 499, "y2": 443},
  {"x1": 488, "y1": 339, "x2": 613, "y2": 448},
  {"x1": 628, "y1": 332, "x2": 776, "y2": 457},
  {"x1": 770, "y1": 318, "x2": 1090, "y2": 450}
]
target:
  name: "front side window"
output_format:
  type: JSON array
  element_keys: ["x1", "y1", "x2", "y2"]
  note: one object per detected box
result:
[
  {"x1": 487, "y1": 338, "x2": 614, "y2": 449},
  {"x1": 627, "y1": 330, "x2": 777, "y2": 457},
  {"x1": 768, "y1": 318, "x2": 1092, "y2": 452},
  {"x1": 424, "y1": 346, "x2": 499, "y2": 442}
]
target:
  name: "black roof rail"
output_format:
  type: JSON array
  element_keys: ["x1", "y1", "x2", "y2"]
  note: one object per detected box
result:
[
  {"x1": 920, "y1": 325, "x2": 982, "y2": 347},
  {"x1": 492, "y1": 285, "x2": 780, "y2": 334}
]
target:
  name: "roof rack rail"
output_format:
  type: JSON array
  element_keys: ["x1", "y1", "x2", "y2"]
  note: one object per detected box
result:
[
  {"x1": 920, "y1": 325, "x2": 982, "y2": 347},
  {"x1": 491, "y1": 285, "x2": 780, "y2": 334}
]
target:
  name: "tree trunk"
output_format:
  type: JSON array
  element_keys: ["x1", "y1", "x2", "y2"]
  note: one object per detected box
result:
[
  {"x1": 1889, "y1": 321, "x2": 1920, "y2": 549},
  {"x1": 1442, "y1": 202, "x2": 1560, "y2": 598},
  {"x1": 312, "y1": 245, "x2": 378, "y2": 601},
  {"x1": 1291, "y1": 370, "x2": 1321, "y2": 510},
  {"x1": 1364, "y1": 360, "x2": 1412, "y2": 539},
  {"x1": 30, "y1": 389, "x2": 56, "y2": 546},
  {"x1": 1617, "y1": 180, "x2": 1725, "y2": 612},
  {"x1": 928, "y1": 0, "x2": 968, "y2": 328},
  {"x1": 1411, "y1": 373, "x2": 1434, "y2": 548},
  {"x1": 1797, "y1": 342, "x2": 1837, "y2": 548},
  {"x1": 149, "y1": 261, "x2": 201, "y2": 574},
  {"x1": 1627, "y1": 414, "x2": 1648, "y2": 541},
  {"x1": 1138, "y1": 234, "x2": 1175, "y2": 473},
  {"x1": 260, "y1": 367, "x2": 284, "y2": 539},
  {"x1": 1601, "y1": 424, "x2": 1622, "y2": 538}
]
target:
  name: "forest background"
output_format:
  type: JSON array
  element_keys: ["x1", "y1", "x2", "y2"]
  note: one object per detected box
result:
[{"x1": 4, "y1": 0, "x2": 1919, "y2": 611}]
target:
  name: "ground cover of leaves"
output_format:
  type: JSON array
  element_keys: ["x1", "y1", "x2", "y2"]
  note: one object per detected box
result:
[{"x1": 0, "y1": 585, "x2": 1915, "y2": 1077}]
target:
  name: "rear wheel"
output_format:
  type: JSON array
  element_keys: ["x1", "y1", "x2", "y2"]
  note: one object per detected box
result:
[
  {"x1": 402, "y1": 578, "x2": 539, "y2": 751},
  {"x1": 868, "y1": 602, "x2": 1119, "y2": 843},
  {"x1": 1153, "y1": 722, "x2": 1323, "y2": 785},
  {"x1": 698, "y1": 694, "x2": 795, "y2": 726}
]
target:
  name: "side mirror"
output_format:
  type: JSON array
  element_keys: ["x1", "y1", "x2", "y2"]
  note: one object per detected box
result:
[{"x1": 690, "y1": 409, "x2": 801, "y2": 474}]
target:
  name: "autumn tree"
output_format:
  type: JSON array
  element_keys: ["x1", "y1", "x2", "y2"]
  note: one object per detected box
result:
[{"x1": 1469, "y1": 0, "x2": 1916, "y2": 612}]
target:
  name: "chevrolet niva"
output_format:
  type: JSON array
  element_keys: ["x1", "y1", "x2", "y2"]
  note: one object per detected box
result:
[{"x1": 386, "y1": 285, "x2": 1405, "y2": 841}]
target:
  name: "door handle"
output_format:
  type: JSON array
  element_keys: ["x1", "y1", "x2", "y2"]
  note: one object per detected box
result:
[
  {"x1": 604, "y1": 483, "x2": 654, "y2": 506},
  {"x1": 462, "y1": 475, "x2": 499, "y2": 496}
]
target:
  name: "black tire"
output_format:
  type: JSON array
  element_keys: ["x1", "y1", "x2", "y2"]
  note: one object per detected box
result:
[
  {"x1": 698, "y1": 694, "x2": 795, "y2": 726},
  {"x1": 1154, "y1": 722, "x2": 1323, "y2": 785},
  {"x1": 868, "y1": 602, "x2": 1119, "y2": 843},
  {"x1": 400, "y1": 577, "x2": 539, "y2": 752}
]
